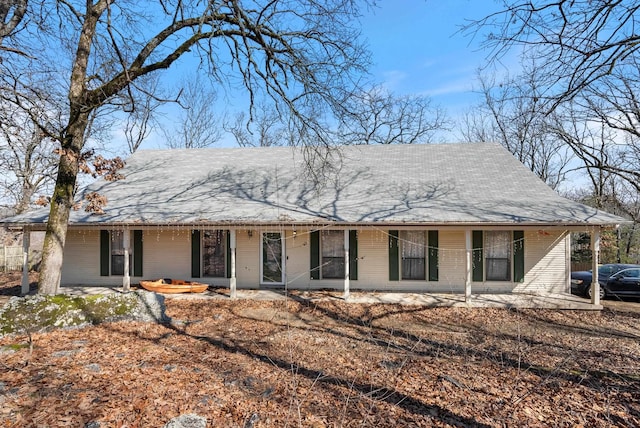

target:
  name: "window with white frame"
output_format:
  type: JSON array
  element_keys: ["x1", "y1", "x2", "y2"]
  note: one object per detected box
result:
[
  {"x1": 321, "y1": 230, "x2": 345, "y2": 279},
  {"x1": 485, "y1": 230, "x2": 511, "y2": 281},
  {"x1": 400, "y1": 231, "x2": 426, "y2": 280},
  {"x1": 110, "y1": 232, "x2": 126, "y2": 276}
]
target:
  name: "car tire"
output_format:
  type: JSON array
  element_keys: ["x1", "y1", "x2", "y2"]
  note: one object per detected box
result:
[{"x1": 586, "y1": 285, "x2": 606, "y2": 300}]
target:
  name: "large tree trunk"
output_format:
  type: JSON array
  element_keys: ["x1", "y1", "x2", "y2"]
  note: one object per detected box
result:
[
  {"x1": 14, "y1": 184, "x2": 33, "y2": 215},
  {"x1": 38, "y1": 112, "x2": 88, "y2": 294}
]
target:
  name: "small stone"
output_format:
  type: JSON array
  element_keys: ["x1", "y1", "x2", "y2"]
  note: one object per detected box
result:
[
  {"x1": 244, "y1": 413, "x2": 259, "y2": 428},
  {"x1": 224, "y1": 378, "x2": 238, "y2": 387},
  {"x1": 86, "y1": 363, "x2": 101, "y2": 373},
  {"x1": 379, "y1": 360, "x2": 402, "y2": 370},
  {"x1": 242, "y1": 376, "x2": 257, "y2": 389},
  {"x1": 163, "y1": 413, "x2": 207, "y2": 428},
  {"x1": 51, "y1": 350, "x2": 76, "y2": 358}
]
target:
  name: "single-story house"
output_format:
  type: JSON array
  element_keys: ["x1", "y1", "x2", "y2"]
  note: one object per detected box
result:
[{"x1": 0, "y1": 143, "x2": 626, "y2": 302}]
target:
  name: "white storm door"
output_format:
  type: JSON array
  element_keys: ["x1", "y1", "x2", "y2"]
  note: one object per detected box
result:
[{"x1": 261, "y1": 232, "x2": 285, "y2": 285}]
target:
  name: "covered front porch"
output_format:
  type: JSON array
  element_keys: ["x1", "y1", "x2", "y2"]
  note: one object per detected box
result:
[
  {"x1": 12, "y1": 225, "x2": 608, "y2": 310},
  {"x1": 56, "y1": 285, "x2": 602, "y2": 310}
]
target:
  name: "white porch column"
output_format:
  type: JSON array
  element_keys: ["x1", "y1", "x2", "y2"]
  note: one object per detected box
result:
[
  {"x1": 21, "y1": 228, "x2": 30, "y2": 295},
  {"x1": 465, "y1": 229, "x2": 472, "y2": 302},
  {"x1": 590, "y1": 228, "x2": 601, "y2": 305},
  {"x1": 343, "y1": 230, "x2": 350, "y2": 299},
  {"x1": 230, "y1": 230, "x2": 237, "y2": 299},
  {"x1": 123, "y1": 229, "x2": 130, "y2": 292}
]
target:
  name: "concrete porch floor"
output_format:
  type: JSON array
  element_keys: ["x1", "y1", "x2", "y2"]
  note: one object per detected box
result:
[{"x1": 59, "y1": 286, "x2": 602, "y2": 310}]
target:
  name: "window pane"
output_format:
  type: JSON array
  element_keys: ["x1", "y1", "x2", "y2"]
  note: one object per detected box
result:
[
  {"x1": 402, "y1": 258, "x2": 425, "y2": 280},
  {"x1": 485, "y1": 231, "x2": 511, "y2": 281},
  {"x1": 322, "y1": 230, "x2": 344, "y2": 278},
  {"x1": 323, "y1": 257, "x2": 345, "y2": 279},
  {"x1": 203, "y1": 230, "x2": 226, "y2": 277},
  {"x1": 626, "y1": 269, "x2": 640, "y2": 278},
  {"x1": 111, "y1": 255, "x2": 124, "y2": 276},
  {"x1": 400, "y1": 231, "x2": 425, "y2": 280},
  {"x1": 321, "y1": 230, "x2": 343, "y2": 257},
  {"x1": 401, "y1": 231, "x2": 425, "y2": 258},
  {"x1": 111, "y1": 232, "x2": 125, "y2": 276}
]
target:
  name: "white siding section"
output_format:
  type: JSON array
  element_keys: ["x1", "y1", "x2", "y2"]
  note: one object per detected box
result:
[
  {"x1": 435, "y1": 231, "x2": 466, "y2": 292},
  {"x1": 143, "y1": 229, "x2": 191, "y2": 282},
  {"x1": 62, "y1": 230, "x2": 104, "y2": 285},
  {"x1": 515, "y1": 230, "x2": 569, "y2": 294}
]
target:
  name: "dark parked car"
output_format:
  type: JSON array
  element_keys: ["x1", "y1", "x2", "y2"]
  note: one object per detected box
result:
[{"x1": 571, "y1": 263, "x2": 640, "y2": 299}]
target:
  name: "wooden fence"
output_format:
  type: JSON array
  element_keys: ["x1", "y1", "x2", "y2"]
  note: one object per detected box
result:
[
  {"x1": 571, "y1": 262, "x2": 599, "y2": 272},
  {"x1": 1, "y1": 245, "x2": 24, "y2": 272}
]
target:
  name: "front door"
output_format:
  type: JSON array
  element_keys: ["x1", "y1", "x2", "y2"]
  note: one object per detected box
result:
[{"x1": 261, "y1": 232, "x2": 285, "y2": 285}]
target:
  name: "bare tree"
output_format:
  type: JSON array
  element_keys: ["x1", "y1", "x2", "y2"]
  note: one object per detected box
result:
[
  {"x1": 121, "y1": 77, "x2": 166, "y2": 154},
  {"x1": 459, "y1": 72, "x2": 572, "y2": 189},
  {"x1": 227, "y1": 86, "x2": 447, "y2": 147},
  {"x1": 469, "y1": 1, "x2": 640, "y2": 259},
  {"x1": 0, "y1": 107, "x2": 58, "y2": 214},
  {"x1": 2, "y1": 1, "x2": 370, "y2": 294},
  {"x1": 467, "y1": 0, "x2": 640, "y2": 110},
  {"x1": 164, "y1": 75, "x2": 223, "y2": 149},
  {"x1": 0, "y1": 0, "x2": 26, "y2": 46},
  {"x1": 225, "y1": 103, "x2": 289, "y2": 147},
  {"x1": 337, "y1": 86, "x2": 447, "y2": 145}
]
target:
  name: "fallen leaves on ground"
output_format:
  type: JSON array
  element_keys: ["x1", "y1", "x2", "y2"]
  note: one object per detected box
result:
[{"x1": 1, "y1": 290, "x2": 639, "y2": 427}]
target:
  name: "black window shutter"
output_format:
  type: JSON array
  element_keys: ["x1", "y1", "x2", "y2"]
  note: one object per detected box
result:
[
  {"x1": 310, "y1": 230, "x2": 320, "y2": 279},
  {"x1": 100, "y1": 230, "x2": 110, "y2": 276},
  {"x1": 226, "y1": 231, "x2": 232, "y2": 279},
  {"x1": 389, "y1": 230, "x2": 399, "y2": 281},
  {"x1": 513, "y1": 230, "x2": 525, "y2": 283},
  {"x1": 472, "y1": 231, "x2": 483, "y2": 282},
  {"x1": 133, "y1": 230, "x2": 143, "y2": 277},
  {"x1": 349, "y1": 230, "x2": 358, "y2": 281},
  {"x1": 191, "y1": 230, "x2": 201, "y2": 278},
  {"x1": 428, "y1": 230, "x2": 439, "y2": 281}
]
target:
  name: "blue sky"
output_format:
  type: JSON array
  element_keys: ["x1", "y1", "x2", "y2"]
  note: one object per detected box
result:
[
  {"x1": 360, "y1": 1, "x2": 503, "y2": 118},
  {"x1": 135, "y1": 1, "x2": 507, "y2": 150}
]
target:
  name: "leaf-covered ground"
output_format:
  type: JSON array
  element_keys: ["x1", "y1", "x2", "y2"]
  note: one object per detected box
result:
[{"x1": 0, "y1": 276, "x2": 639, "y2": 427}]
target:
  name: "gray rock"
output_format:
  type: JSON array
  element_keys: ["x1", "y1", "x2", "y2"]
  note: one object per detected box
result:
[
  {"x1": 0, "y1": 290, "x2": 171, "y2": 338},
  {"x1": 86, "y1": 363, "x2": 101, "y2": 372},
  {"x1": 129, "y1": 291, "x2": 171, "y2": 323},
  {"x1": 163, "y1": 414, "x2": 207, "y2": 428},
  {"x1": 244, "y1": 413, "x2": 259, "y2": 428}
]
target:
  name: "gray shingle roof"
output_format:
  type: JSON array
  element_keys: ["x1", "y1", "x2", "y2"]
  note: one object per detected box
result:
[{"x1": 1, "y1": 143, "x2": 627, "y2": 227}]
